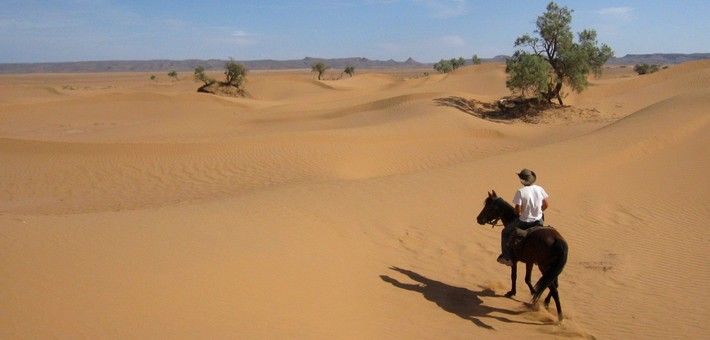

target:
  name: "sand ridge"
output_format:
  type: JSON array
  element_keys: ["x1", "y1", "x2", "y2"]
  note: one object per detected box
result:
[{"x1": 1, "y1": 62, "x2": 709, "y2": 338}]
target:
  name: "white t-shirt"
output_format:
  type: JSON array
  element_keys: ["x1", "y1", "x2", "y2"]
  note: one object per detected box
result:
[{"x1": 512, "y1": 185, "x2": 549, "y2": 222}]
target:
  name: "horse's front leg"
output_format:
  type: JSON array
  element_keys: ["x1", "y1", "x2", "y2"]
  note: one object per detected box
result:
[
  {"x1": 505, "y1": 261, "x2": 517, "y2": 297},
  {"x1": 524, "y1": 262, "x2": 535, "y2": 295}
]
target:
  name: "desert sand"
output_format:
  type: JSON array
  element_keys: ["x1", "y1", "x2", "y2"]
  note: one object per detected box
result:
[{"x1": 1, "y1": 62, "x2": 708, "y2": 339}]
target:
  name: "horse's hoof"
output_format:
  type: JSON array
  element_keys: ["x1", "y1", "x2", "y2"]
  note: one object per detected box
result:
[{"x1": 505, "y1": 291, "x2": 516, "y2": 297}]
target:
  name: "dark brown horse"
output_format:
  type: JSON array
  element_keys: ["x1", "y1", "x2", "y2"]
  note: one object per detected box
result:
[{"x1": 476, "y1": 190, "x2": 568, "y2": 321}]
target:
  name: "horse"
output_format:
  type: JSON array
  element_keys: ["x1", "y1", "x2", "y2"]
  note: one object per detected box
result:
[{"x1": 475, "y1": 190, "x2": 568, "y2": 321}]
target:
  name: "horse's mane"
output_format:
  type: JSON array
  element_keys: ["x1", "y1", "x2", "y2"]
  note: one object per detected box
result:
[
  {"x1": 493, "y1": 196, "x2": 518, "y2": 220},
  {"x1": 496, "y1": 197, "x2": 515, "y2": 211}
]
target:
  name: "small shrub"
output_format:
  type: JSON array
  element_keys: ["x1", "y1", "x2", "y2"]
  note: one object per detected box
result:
[
  {"x1": 150, "y1": 74, "x2": 156, "y2": 80},
  {"x1": 633, "y1": 63, "x2": 660, "y2": 75},
  {"x1": 344, "y1": 65, "x2": 355, "y2": 77}
]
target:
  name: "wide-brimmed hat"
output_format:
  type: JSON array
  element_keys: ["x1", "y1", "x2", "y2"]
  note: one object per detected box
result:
[{"x1": 517, "y1": 168, "x2": 537, "y2": 186}]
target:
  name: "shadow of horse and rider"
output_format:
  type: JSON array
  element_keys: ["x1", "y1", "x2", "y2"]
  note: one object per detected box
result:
[
  {"x1": 380, "y1": 191, "x2": 568, "y2": 329},
  {"x1": 380, "y1": 267, "x2": 551, "y2": 329}
]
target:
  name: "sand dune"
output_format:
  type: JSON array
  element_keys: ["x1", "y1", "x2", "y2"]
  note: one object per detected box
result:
[{"x1": 1, "y1": 62, "x2": 708, "y2": 339}]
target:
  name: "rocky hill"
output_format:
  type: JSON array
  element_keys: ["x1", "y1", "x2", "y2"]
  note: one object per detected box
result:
[{"x1": 1, "y1": 54, "x2": 708, "y2": 73}]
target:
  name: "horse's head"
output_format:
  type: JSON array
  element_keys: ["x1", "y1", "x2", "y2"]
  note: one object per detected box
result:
[{"x1": 476, "y1": 190, "x2": 502, "y2": 225}]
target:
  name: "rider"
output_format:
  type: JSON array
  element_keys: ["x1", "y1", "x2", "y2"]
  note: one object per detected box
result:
[{"x1": 498, "y1": 168, "x2": 549, "y2": 266}]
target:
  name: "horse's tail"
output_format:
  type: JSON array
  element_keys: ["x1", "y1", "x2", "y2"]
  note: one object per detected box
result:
[{"x1": 531, "y1": 238, "x2": 568, "y2": 303}]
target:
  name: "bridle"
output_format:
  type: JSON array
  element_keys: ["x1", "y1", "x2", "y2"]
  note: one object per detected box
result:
[{"x1": 482, "y1": 197, "x2": 503, "y2": 228}]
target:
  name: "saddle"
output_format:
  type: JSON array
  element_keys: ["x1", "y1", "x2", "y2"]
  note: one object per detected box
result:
[
  {"x1": 513, "y1": 224, "x2": 547, "y2": 238},
  {"x1": 509, "y1": 223, "x2": 553, "y2": 250}
]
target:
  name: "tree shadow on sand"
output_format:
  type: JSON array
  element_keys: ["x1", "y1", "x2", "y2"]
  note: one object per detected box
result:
[
  {"x1": 433, "y1": 96, "x2": 552, "y2": 123},
  {"x1": 380, "y1": 267, "x2": 546, "y2": 329}
]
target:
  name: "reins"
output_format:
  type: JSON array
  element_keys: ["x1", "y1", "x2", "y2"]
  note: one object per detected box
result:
[
  {"x1": 487, "y1": 218, "x2": 501, "y2": 228},
  {"x1": 484, "y1": 197, "x2": 504, "y2": 228}
]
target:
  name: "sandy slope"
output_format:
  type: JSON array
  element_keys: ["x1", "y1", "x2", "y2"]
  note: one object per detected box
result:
[{"x1": 1, "y1": 62, "x2": 708, "y2": 339}]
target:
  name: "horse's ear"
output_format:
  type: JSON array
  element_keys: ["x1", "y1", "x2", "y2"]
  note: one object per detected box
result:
[
  {"x1": 487, "y1": 191, "x2": 492, "y2": 197},
  {"x1": 492, "y1": 190, "x2": 498, "y2": 197}
]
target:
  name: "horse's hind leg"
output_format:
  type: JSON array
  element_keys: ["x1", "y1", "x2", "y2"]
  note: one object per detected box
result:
[
  {"x1": 544, "y1": 278, "x2": 558, "y2": 308},
  {"x1": 549, "y1": 282, "x2": 563, "y2": 321},
  {"x1": 524, "y1": 262, "x2": 534, "y2": 295}
]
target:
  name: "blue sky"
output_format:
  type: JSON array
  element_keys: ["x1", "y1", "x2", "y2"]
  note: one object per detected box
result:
[{"x1": 1, "y1": 0, "x2": 708, "y2": 63}]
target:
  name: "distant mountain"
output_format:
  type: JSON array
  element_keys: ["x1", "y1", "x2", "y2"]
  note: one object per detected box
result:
[
  {"x1": 0, "y1": 57, "x2": 430, "y2": 74},
  {"x1": 606, "y1": 53, "x2": 710, "y2": 65},
  {"x1": 2, "y1": 53, "x2": 707, "y2": 74}
]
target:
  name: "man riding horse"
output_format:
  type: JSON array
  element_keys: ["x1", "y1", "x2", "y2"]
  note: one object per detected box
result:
[{"x1": 498, "y1": 168, "x2": 549, "y2": 266}]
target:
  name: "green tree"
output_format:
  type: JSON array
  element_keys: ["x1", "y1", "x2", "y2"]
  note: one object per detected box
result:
[
  {"x1": 471, "y1": 54, "x2": 481, "y2": 65},
  {"x1": 311, "y1": 62, "x2": 329, "y2": 80},
  {"x1": 193, "y1": 66, "x2": 214, "y2": 85},
  {"x1": 433, "y1": 59, "x2": 454, "y2": 73},
  {"x1": 167, "y1": 70, "x2": 178, "y2": 80},
  {"x1": 224, "y1": 59, "x2": 247, "y2": 89},
  {"x1": 505, "y1": 52, "x2": 551, "y2": 98},
  {"x1": 507, "y1": 1, "x2": 613, "y2": 105},
  {"x1": 451, "y1": 57, "x2": 466, "y2": 70},
  {"x1": 344, "y1": 65, "x2": 355, "y2": 77}
]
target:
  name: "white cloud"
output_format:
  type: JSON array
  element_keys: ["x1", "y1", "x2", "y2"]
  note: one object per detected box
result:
[
  {"x1": 415, "y1": 0, "x2": 467, "y2": 18},
  {"x1": 442, "y1": 35, "x2": 465, "y2": 47},
  {"x1": 231, "y1": 30, "x2": 257, "y2": 46},
  {"x1": 597, "y1": 6, "x2": 634, "y2": 21}
]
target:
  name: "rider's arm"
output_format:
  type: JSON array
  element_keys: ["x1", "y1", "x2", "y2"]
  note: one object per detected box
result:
[
  {"x1": 542, "y1": 199, "x2": 549, "y2": 211},
  {"x1": 515, "y1": 204, "x2": 522, "y2": 215}
]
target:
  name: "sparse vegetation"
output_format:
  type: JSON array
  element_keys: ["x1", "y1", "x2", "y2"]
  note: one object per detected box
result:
[
  {"x1": 150, "y1": 74, "x2": 156, "y2": 80},
  {"x1": 471, "y1": 54, "x2": 481, "y2": 65},
  {"x1": 224, "y1": 59, "x2": 247, "y2": 89},
  {"x1": 505, "y1": 1, "x2": 613, "y2": 105},
  {"x1": 434, "y1": 59, "x2": 454, "y2": 73},
  {"x1": 433, "y1": 57, "x2": 466, "y2": 74},
  {"x1": 344, "y1": 65, "x2": 355, "y2": 77},
  {"x1": 194, "y1": 61, "x2": 248, "y2": 97},
  {"x1": 193, "y1": 66, "x2": 214, "y2": 85},
  {"x1": 506, "y1": 53, "x2": 551, "y2": 98},
  {"x1": 168, "y1": 70, "x2": 178, "y2": 80},
  {"x1": 452, "y1": 57, "x2": 466, "y2": 69},
  {"x1": 634, "y1": 63, "x2": 661, "y2": 75},
  {"x1": 311, "y1": 62, "x2": 329, "y2": 80}
]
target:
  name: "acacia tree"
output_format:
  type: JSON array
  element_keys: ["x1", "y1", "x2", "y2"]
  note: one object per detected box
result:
[
  {"x1": 193, "y1": 66, "x2": 214, "y2": 85},
  {"x1": 344, "y1": 65, "x2": 355, "y2": 77},
  {"x1": 451, "y1": 57, "x2": 466, "y2": 70},
  {"x1": 311, "y1": 62, "x2": 329, "y2": 80},
  {"x1": 505, "y1": 53, "x2": 550, "y2": 97},
  {"x1": 507, "y1": 1, "x2": 613, "y2": 105},
  {"x1": 224, "y1": 59, "x2": 247, "y2": 90},
  {"x1": 168, "y1": 70, "x2": 178, "y2": 80},
  {"x1": 433, "y1": 59, "x2": 453, "y2": 73},
  {"x1": 471, "y1": 54, "x2": 481, "y2": 65}
]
